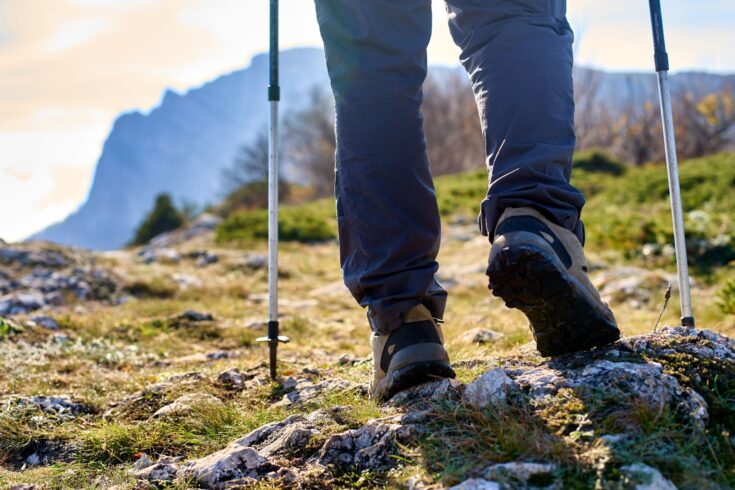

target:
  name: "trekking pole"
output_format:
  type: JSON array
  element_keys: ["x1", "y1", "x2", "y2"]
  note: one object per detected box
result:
[
  {"x1": 647, "y1": 0, "x2": 695, "y2": 327},
  {"x1": 257, "y1": 0, "x2": 289, "y2": 379}
]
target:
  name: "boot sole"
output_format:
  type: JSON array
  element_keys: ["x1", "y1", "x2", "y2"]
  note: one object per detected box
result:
[
  {"x1": 380, "y1": 360, "x2": 456, "y2": 401},
  {"x1": 487, "y1": 244, "x2": 620, "y2": 357}
]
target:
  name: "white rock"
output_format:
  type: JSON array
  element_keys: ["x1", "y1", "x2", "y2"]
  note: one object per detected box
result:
[
  {"x1": 448, "y1": 478, "x2": 501, "y2": 490},
  {"x1": 180, "y1": 446, "x2": 277, "y2": 487},
  {"x1": 483, "y1": 462, "x2": 557, "y2": 483},
  {"x1": 153, "y1": 393, "x2": 224, "y2": 418},
  {"x1": 463, "y1": 368, "x2": 517, "y2": 408},
  {"x1": 620, "y1": 464, "x2": 678, "y2": 490}
]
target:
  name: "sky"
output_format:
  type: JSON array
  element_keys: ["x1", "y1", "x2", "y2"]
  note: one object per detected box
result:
[{"x1": 1, "y1": 0, "x2": 734, "y2": 242}]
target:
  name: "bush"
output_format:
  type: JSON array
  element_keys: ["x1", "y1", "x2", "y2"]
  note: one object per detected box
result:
[
  {"x1": 719, "y1": 278, "x2": 735, "y2": 316},
  {"x1": 216, "y1": 202, "x2": 336, "y2": 244},
  {"x1": 130, "y1": 193, "x2": 184, "y2": 246}
]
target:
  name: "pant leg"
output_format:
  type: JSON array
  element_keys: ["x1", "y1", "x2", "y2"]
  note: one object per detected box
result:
[
  {"x1": 445, "y1": 0, "x2": 586, "y2": 243},
  {"x1": 315, "y1": 0, "x2": 446, "y2": 335}
]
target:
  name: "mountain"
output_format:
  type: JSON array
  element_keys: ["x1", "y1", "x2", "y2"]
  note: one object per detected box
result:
[
  {"x1": 32, "y1": 48, "x2": 330, "y2": 250},
  {"x1": 32, "y1": 45, "x2": 733, "y2": 250}
]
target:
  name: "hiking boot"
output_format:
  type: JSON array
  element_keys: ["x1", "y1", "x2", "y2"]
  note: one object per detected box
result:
[
  {"x1": 370, "y1": 304, "x2": 456, "y2": 401},
  {"x1": 486, "y1": 207, "x2": 620, "y2": 357}
]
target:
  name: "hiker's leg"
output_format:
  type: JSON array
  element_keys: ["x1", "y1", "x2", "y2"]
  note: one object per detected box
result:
[
  {"x1": 445, "y1": 0, "x2": 586, "y2": 242},
  {"x1": 315, "y1": 0, "x2": 446, "y2": 335}
]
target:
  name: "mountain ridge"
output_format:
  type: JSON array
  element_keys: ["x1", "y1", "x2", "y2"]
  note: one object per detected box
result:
[{"x1": 31, "y1": 47, "x2": 733, "y2": 250}]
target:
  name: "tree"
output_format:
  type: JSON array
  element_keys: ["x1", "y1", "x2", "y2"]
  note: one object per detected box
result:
[
  {"x1": 131, "y1": 193, "x2": 184, "y2": 245},
  {"x1": 219, "y1": 128, "x2": 289, "y2": 215},
  {"x1": 284, "y1": 87, "x2": 336, "y2": 198},
  {"x1": 422, "y1": 72, "x2": 485, "y2": 175}
]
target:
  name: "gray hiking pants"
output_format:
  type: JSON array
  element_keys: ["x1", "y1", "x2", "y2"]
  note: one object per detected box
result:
[{"x1": 315, "y1": 0, "x2": 585, "y2": 335}]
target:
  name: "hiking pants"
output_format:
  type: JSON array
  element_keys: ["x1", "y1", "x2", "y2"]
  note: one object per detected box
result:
[{"x1": 315, "y1": 0, "x2": 585, "y2": 335}]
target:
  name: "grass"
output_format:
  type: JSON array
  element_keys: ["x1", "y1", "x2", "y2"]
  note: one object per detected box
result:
[{"x1": 2, "y1": 152, "x2": 735, "y2": 488}]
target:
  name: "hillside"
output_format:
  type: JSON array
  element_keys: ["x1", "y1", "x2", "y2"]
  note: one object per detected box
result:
[{"x1": 1, "y1": 153, "x2": 735, "y2": 489}]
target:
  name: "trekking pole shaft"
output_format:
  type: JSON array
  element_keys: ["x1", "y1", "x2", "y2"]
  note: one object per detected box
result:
[
  {"x1": 656, "y1": 73, "x2": 694, "y2": 325},
  {"x1": 268, "y1": 0, "x2": 280, "y2": 378},
  {"x1": 648, "y1": 0, "x2": 695, "y2": 326}
]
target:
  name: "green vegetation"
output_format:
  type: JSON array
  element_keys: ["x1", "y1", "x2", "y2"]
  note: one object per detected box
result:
[
  {"x1": 131, "y1": 193, "x2": 184, "y2": 246},
  {"x1": 216, "y1": 201, "x2": 336, "y2": 244},
  {"x1": 720, "y1": 277, "x2": 735, "y2": 315}
]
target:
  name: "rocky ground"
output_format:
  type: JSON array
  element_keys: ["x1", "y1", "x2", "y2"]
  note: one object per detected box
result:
[{"x1": 1, "y1": 216, "x2": 734, "y2": 489}]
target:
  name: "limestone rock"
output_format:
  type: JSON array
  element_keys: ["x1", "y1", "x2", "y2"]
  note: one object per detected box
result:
[
  {"x1": 215, "y1": 368, "x2": 249, "y2": 391},
  {"x1": 389, "y1": 378, "x2": 463, "y2": 406},
  {"x1": 318, "y1": 415, "x2": 417, "y2": 470},
  {"x1": 135, "y1": 461, "x2": 179, "y2": 486},
  {"x1": 463, "y1": 368, "x2": 517, "y2": 408},
  {"x1": 153, "y1": 393, "x2": 224, "y2": 418},
  {"x1": 483, "y1": 462, "x2": 557, "y2": 485},
  {"x1": 180, "y1": 446, "x2": 278, "y2": 488},
  {"x1": 28, "y1": 315, "x2": 60, "y2": 330},
  {"x1": 275, "y1": 378, "x2": 358, "y2": 406},
  {"x1": 448, "y1": 478, "x2": 501, "y2": 490},
  {"x1": 594, "y1": 266, "x2": 675, "y2": 308},
  {"x1": 620, "y1": 464, "x2": 678, "y2": 490}
]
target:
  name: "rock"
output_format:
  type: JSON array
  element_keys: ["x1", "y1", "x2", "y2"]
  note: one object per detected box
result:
[
  {"x1": 483, "y1": 462, "x2": 557, "y2": 484},
  {"x1": 195, "y1": 251, "x2": 218, "y2": 267},
  {"x1": 620, "y1": 464, "x2": 677, "y2": 490},
  {"x1": 139, "y1": 247, "x2": 181, "y2": 264},
  {"x1": 153, "y1": 393, "x2": 224, "y2": 418},
  {"x1": 9, "y1": 485, "x2": 40, "y2": 490},
  {"x1": 9, "y1": 395, "x2": 91, "y2": 418},
  {"x1": 29, "y1": 315, "x2": 60, "y2": 331},
  {"x1": 389, "y1": 378, "x2": 463, "y2": 406},
  {"x1": 594, "y1": 266, "x2": 676, "y2": 308},
  {"x1": 448, "y1": 479, "x2": 501, "y2": 490},
  {"x1": 463, "y1": 368, "x2": 518, "y2": 408},
  {"x1": 104, "y1": 372, "x2": 206, "y2": 419},
  {"x1": 0, "y1": 292, "x2": 45, "y2": 316},
  {"x1": 459, "y1": 328, "x2": 503, "y2": 345},
  {"x1": 318, "y1": 416, "x2": 418, "y2": 470},
  {"x1": 275, "y1": 378, "x2": 358, "y2": 406},
  {"x1": 215, "y1": 368, "x2": 249, "y2": 391},
  {"x1": 180, "y1": 446, "x2": 278, "y2": 488},
  {"x1": 177, "y1": 309, "x2": 214, "y2": 322},
  {"x1": 135, "y1": 460, "x2": 179, "y2": 486},
  {"x1": 170, "y1": 273, "x2": 201, "y2": 288},
  {"x1": 0, "y1": 246, "x2": 69, "y2": 269},
  {"x1": 132, "y1": 453, "x2": 154, "y2": 470},
  {"x1": 243, "y1": 253, "x2": 267, "y2": 270},
  {"x1": 513, "y1": 359, "x2": 708, "y2": 430}
]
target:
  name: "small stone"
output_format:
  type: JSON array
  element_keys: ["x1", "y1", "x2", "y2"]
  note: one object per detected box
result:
[
  {"x1": 132, "y1": 453, "x2": 154, "y2": 470},
  {"x1": 29, "y1": 315, "x2": 60, "y2": 330},
  {"x1": 216, "y1": 368, "x2": 248, "y2": 391},
  {"x1": 178, "y1": 309, "x2": 214, "y2": 322},
  {"x1": 448, "y1": 478, "x2": 501, "y2": 490},
  {"x1": 459, "y1": 328, "x2": 503, "y2": 345},
  {"x1": 462, "y1": 368, "x2": 517, "y2": 408},
  {"x1": 25, "y1": 453, "x2": 41, "y2": 466}
]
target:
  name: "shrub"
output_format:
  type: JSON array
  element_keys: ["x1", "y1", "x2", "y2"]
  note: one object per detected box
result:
[
  {"x1": 130, "y1": 193, "x2": 184, "y2": 246},
  {"x1": 216, "y1": 203, "x2": 336, "y2": 244},
  {"x1": 719, "y1": 278, "x2": 735, "y2": 316}
]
